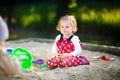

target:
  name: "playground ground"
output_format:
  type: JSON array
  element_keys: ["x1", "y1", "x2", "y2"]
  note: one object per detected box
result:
[{"x1": 6, "y1": 38, "x2": 120, "y2": 80}]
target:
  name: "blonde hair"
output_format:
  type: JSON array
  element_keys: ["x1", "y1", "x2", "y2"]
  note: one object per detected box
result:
[{"x1": 56, "y1": 15, "x2": 78, "y2": 33}]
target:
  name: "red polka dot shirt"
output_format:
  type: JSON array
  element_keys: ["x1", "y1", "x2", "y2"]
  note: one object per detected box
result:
[{"x1": 52, "y1": 34, "x2": 81, "y2": 56}]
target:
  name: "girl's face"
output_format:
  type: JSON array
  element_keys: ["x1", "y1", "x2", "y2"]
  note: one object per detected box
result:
[{"x1": 60, "y1": 20, "x2": 73, "y2": 37}]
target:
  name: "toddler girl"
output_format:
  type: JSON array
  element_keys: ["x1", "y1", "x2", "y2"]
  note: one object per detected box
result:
[{"x1": 47, "y1": 15, "x2": 89, "y2": 69}]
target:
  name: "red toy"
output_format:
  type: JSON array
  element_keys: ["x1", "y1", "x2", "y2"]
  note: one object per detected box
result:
[{"x1": 101, "y1": 55, "x2": 109, "y2": 61}]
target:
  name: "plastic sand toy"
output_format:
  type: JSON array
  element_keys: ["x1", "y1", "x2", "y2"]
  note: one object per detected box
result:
[
  {"x1": 6, "y1": 48, "x2": 13, "y2": 54},
  {"x1": 32, "y1": 59, "x2": 44, "y2": 65},
  {"x1": 101, "y1": 55, "x2": 109, "y2": 61},
  {"x1": 10, "y1": 47, "x2": 33, "y2": 70},
  {"x1": 39, "y1": 64, "x2": 48, "y2": 69}
]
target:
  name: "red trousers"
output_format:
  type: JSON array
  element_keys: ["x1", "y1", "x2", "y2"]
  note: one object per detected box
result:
[{"x1": 47, "y1": 56, "x2": 82, "y2": 69}]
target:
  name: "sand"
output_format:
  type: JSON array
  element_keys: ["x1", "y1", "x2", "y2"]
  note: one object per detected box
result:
[{"x1": 6, "y1": 38, "x2": 120, "y2": 80}]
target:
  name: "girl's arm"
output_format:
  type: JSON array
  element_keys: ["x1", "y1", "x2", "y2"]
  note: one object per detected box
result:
[
  {"x1": 52, "y1": 35, "x2": 61, "y2": 58},
  {"x1": 52, "y1": 34, "x2": 60, "y2": 54},
  {"x1": 70, "y1": 35, "x2": 81, "y2": 56}
]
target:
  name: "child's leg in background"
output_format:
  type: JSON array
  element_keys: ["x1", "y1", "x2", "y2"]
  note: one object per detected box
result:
[{"x1": 0, "y1": 40, "x2": 5, "y2": 49}]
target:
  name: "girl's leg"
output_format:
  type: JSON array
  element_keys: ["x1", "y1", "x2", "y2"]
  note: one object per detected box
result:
[
  {"x1": 61, "y1": 56, "x2": 82, "y2": 67},
  {"x1": 47, "y1": 57, "x2": 61, "y2": 69}
]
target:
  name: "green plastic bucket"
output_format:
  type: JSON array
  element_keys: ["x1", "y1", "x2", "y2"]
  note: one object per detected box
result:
[{"x1": 10, "y1": 47, "x2": 33, "y2": 70}]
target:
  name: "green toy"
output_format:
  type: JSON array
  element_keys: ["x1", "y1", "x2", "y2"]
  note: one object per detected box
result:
[
  {"x1": 10, "y1": 47, "x2": 33, "y2": 70},
  {"x1": 39, "y1": 64, "x2": 48, "y2": 69}
]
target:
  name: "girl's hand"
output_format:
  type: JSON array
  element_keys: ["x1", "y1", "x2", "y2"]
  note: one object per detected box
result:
[
  {"x1": 53, "y1": 53, "x2": 61, "y2": 59},
  {"x1": 61, "y1": 53, "x2": 73, "y2": 58}
]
